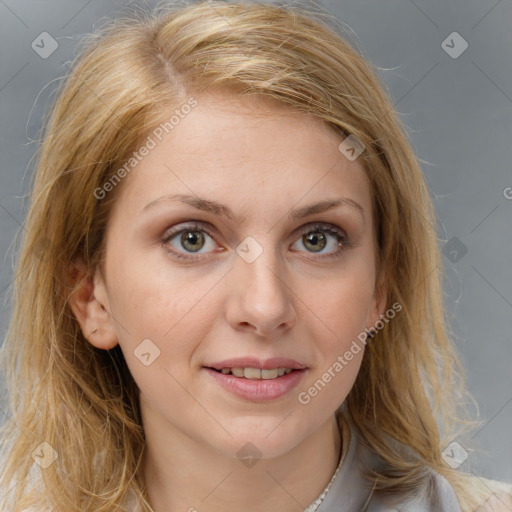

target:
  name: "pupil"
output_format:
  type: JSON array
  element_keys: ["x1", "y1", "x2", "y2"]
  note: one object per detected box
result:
[
  {"x1": 304, "y1": 232, "x2": 326, "y2": 252},
  {"x1": 182, "y1": 231, "x2": 204, "y2": 252}
]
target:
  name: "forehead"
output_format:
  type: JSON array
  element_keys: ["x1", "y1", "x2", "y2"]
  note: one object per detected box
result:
[{"x1": 111, "y1": 90, "x2": 372, "y2": 222}]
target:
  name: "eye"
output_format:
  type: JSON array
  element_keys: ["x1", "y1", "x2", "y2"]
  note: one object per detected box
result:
[
  {"x1": 162, "y1": 222, "x2": 219, "y2": 260},
  {"x1": 291, "y1": 223, "x2": 348, "y2": 257},
  {"x1": 161, "y1": 221, "x2": 350, "y2": 261}
]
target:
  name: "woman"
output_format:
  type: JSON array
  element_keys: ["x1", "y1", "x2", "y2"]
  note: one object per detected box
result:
[{"x1": 0, "y1": 1, "x2": 510, "y2": 511}]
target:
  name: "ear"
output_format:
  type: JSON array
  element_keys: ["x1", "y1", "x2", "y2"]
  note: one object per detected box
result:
[
  {"x1": 366, "y1": 267, "x2": 388, "y2": 331},
  {"x1": 67, "y1": 256, "x2": 119, "y2": 350}
]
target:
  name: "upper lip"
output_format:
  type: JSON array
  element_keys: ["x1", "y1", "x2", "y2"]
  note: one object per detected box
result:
[{"x1": 205, "y1": 357, "x2": 307, "y2": 371}]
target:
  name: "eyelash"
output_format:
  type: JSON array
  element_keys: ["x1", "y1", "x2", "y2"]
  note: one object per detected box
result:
[{"x1": 161, "y1": 221, "x2": 350, "y2": 262}]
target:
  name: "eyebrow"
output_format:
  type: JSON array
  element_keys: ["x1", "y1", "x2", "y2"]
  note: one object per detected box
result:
[{"x1": 142, "y1": 193, "x2": 365, "y2": 224}]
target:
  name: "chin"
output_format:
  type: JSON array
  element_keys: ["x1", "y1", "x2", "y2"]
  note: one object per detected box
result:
[{"x1": 210, "y1": 419, "x2": 308, "y2": 461}]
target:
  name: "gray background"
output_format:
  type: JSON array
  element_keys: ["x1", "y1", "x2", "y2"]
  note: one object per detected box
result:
[{"x1": 1, "y1": 0, "x2": 511, "y2": 485}]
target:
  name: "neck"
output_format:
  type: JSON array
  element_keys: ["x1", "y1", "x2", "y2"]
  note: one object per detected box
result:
[{"x1": 141, "y1": 410, "x2": 342, "y2": 512}]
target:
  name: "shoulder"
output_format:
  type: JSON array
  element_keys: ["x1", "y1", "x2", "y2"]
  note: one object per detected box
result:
[
  {"x1": 345, "y1": 416, "x2": 511, "y2": 512},
  {"x1": 366, "y1": 473, "x2": 512, "y2": 512},
  {"x1": 365, "y1": 469, "x2": 462, "y2": 511},
  {"x1": 463, "y1": 475, "x2": 512, "y2": 512}
]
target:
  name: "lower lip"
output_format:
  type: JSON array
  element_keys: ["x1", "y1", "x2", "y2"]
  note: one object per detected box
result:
[{"x1": 203, "y1": 368, "x2": 307, "y2": 402}]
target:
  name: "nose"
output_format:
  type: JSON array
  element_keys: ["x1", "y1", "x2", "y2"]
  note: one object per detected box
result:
[{"x1": 225, "y1": 244, "x2": 297, "y2": 338}]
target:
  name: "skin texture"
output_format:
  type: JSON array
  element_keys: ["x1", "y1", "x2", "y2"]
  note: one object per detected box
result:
[{"x1": 70, "y1": 91, "x2": 387, "y2": 512}]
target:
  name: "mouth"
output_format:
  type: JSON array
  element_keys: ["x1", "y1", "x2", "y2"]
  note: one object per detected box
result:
[
  {"x1": 203, "y1": 364, "x2": 307, "y2": 402},
  {"x1": 207, "y1": 367, "x2": 296, "y2": 379}
]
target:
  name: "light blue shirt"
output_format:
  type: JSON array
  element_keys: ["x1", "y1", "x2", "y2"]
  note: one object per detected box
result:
[
  {"x1": 313, "y1": 409, "x2": 462, "y2": 511},
  {"x1": 123, "y1": 409, "x2": 463, "y2": 511}
]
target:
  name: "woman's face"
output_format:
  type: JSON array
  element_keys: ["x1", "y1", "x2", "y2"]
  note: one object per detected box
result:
[{"x1": 85, "y1": 91, "x2": 386, "y2": 459}]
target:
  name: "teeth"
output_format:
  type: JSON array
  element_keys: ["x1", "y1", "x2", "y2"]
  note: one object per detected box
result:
[
  {"x1": 244, "y1": 367, "x2": 261, "y2": 379},
  {"x1": 261, "y1": 369, "x2": 279, "y2": 379},
  {"x1": 231, "y1": 367, "x2": 245, "y2": 377},
  {"x1": 218, "y1": 367, "x2": 294, "y2": 379}
]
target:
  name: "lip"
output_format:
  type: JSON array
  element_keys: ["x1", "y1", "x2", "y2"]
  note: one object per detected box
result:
[
  {"x1": 206, "y1": 357, "x2": 307, "y2": 371},
  {"x1": 204, "y1": 367, "x2": 307, "y2": 402}
]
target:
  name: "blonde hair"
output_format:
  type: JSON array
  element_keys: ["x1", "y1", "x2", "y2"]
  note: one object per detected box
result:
[{"x1": 0, "y1": 1, "x2": 496, "y2": 510}]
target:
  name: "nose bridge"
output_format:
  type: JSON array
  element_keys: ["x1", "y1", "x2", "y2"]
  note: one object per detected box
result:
[
  {"x1": 238, "y1": 235, "x2": 286, "y2": 301},
  {"x1": 228, "y1": 233, "x2": 296, "y2": 334}
]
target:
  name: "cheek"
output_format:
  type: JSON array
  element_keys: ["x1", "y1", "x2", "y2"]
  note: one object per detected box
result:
[
  {"x1": 297, "y1": 324, "x2": 365, "y2": 416},
  {"x1": 297, "y1": 274, "x2": 370, "y2": 410},
  {"x1": 104, "y1": 252, "x2": 223, "y2": 387},
  {"x1": 106, "y1": 246, "x2": 217, "y2": 337},
  {"x1": 303, "y1": 262, "x2": 376, "y2": 342}
]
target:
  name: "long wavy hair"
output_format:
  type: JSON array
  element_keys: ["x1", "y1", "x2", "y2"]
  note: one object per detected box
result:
[{"x1": 0, "y1": 1, "x2": 493, "y2": 510}]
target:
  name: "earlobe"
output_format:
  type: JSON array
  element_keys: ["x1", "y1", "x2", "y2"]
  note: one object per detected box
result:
[{"x1": 67, "y1": 257, "x2": 119, "y2": 350}]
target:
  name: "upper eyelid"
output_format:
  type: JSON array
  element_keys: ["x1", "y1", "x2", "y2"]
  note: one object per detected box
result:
[
  {"x1": 162, "y1": 220, "x2": 346, "y2": 247},
  {"x1": 163, "y1": 220, "x2": 345, "y2": 237},
  {"x1": 161, "y1": 222, "x2": 351, "y2": 263}
]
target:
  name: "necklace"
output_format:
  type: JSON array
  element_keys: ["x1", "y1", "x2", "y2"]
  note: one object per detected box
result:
[
  {"x1": 304, "y1": 413, "x2": 349, "y2": 512},
  {"x1": 303, "y1": 459, "x2": 342, "y2": 512}
]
